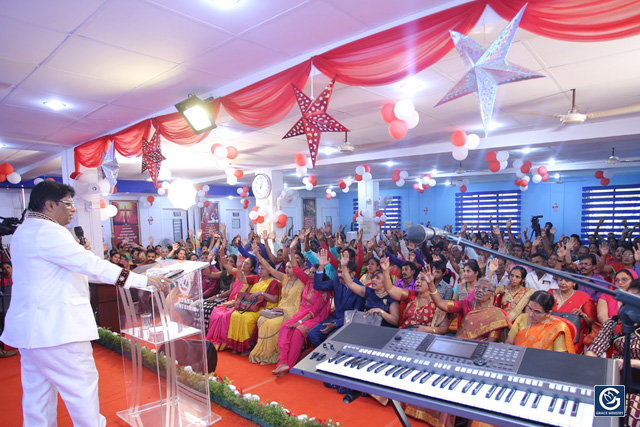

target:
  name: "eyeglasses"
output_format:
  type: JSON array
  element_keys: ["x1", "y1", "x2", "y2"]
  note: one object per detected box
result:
[
  {"x1": 474, "y1": 285, "x2": 493, "y2": 293},
  {"x1": 622, "y1": 254, "x2": 634, "y2": 258},
  {"x1": 527, "y1": 305, "x2": 547, "y2": 317},
  {"x1": 615, "y1": 277, "x2": 631, "y2": 284},
  {"x1": 57, "y1": 200, "x2": 75, "y2": 208}
]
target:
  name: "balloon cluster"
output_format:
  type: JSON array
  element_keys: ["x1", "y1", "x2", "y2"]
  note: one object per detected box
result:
[
  {"x1": 140, "y1": 195, "x2": 155, "y2": 208},
  {"x1": 412, "y1": 174, "x2": 437, "y2": 193},
  {"x1": 237, "y1": 186, "x2": 250, "y2": 209},
  {"x1": 302, "y1": 174, "x2": 317, "y2": 191},
  {"x1": 224, "y1": 168, "x2": 244, "y2": 185},
  {"x1": 451, "y1": 131, "x2": 480, "y2": 161},
  {"x1": 33, "y1": 177, "x2": 57, "y2": 186},
  {"x1": 485, "y1": 150, "x2": 510, "y2": 172},
  {"x1": 0, "y1": 162, "x2": 21, "y2": 184},
  {"x1": 157, "y1": 181, "x2": 170, "y2": 195},
  {"x1": 337, "y1": 179, "x2": 352, "y2": 193},
  {"x1": 294, "y1": 153, "x2": 313, "y2": 175},
  {"x1": 391, "y1": 169, "x2": 408, "y2": 187},
  {"x1": 325, "y1": 188, "x2": 337, "y2": 200},
  {"x1": 353, "y1": 209, "x2": 386, "y2": 225},
  {"x1": 381, "y1": 100, "x2": 419, "y2": 139},
  {"x1": 249, "y1": 206, "x2": 289, "y2": 228},
  {"x1": 594, "y1": 170, "x2": 614, "y2": 186},
  {"x1": 195, "y1": 185, "x2": 211, "y2": 208},
  {"x1": 373, "y1": 210, "x2": 388, "y2": 226},
  {"x1": 211, "y1": 143, "x2": 239, "y2": 171},
  {"x1": 456, "y1": 178, "x2": 470, "y2": 193},
  {"x1": 512, "y1": 160, "x2": 549, "y2": 191},
  {"x1": 354, "y1": 165, "x2": 372, "y2": 182}
]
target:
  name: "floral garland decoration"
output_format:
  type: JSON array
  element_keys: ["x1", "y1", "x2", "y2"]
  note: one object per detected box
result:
[{"x1": 97, "y1": 328, "x2": 342, "y2": 427}]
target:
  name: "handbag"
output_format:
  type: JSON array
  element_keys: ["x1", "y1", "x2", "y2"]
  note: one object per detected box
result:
[
  {"x1": 233, "y1": 291, "x2": 266, "y2": 313},
  {"x1": 344, "y1": 309, "x2": 382, "y2": 327},
  {"x1": 552, "y1": 312, "x2": 581, "y2": 344},
  {"x1": 259, "y1": 309, "x2": 284, "y2": 319}
]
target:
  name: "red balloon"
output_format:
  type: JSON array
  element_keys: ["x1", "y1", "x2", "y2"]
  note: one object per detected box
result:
[
  {"x1": 376, "y1": 210, "x2": 384, "y2": 217},
  {"x1": 594, "y1": 170, "x2": 604, "y2": 179},
  {"x1": 520, "y1": 180, "x2": 528, "y2": 187},
  {"x1": 460, "y1": 185, "x2": 467, "y2": 193},
  {"x1": 234, "y1": 169, "x2": 244, "y2": 179},
  {"x1": 210, "y1": 143, "x2": 222, "y2": 155},
  {"x1": 325, "y1": 194, "x2": 331, "y2": 200},
  {"x1": 515, "y1": 179, "x2": 522, "y2": 186},
  {"x1": 418, "y1": 188, "x2": 425, "y2": 194},
  {"x1": 196, "y1": 185, "x2": 203, "y2": 191},
  {"x1": 364, "y1": 165, "x2": 371, "y2": 173},
  {"x1": 278, "y1": 214, "x2": 288, "y2": 224},
  {"x1": 391, "y1": 170, "x2": 400, "y2": 181},
  {"x1": 541, "y1": 174, "x2": 550, "y2": 182},
  {"x1": 256, "y1": 216, "x2": 264, "y2": 223},
  {"x1": 252, "y1": 206, "x2": 259, "y2": 212},
  {"x1": 46, "y1": 177, "x2": 55, "y2": 181},
  {"x1": 489, "y1": 161, "x2": 501, "y2": 173},
  {"x1": 252, "y1": 219, "x2": 258, "y2": 224},
  {"x1": 537, "y1": 166, "x2": 547, "y2": 175},
  {"x1": 240, "y1": 192, "x2": 247, "y2": 198},
  {"x1": 522, "y1": 161, "x2": 532, "y2": 173},
  {"x1": 294, "y1": 153, "x2": 307, "y2": 167},
  {"x1": 204, "y1": 201, "x2": 211, "y2": 207},
  {"x1": 226, "y1": 146, "x2": 238, "y2": 159},
  {"x1": 0, "y1": 163, "x2": 14, "y2": 175},
  {"x1": 276, "y1": 221, "x2": 286, "y2": 229},
  {"x1": 309, "y1": 175, "x2": 317, "y2": 186},
  {"x1": 99, "y1": 198, "x2": 107, "y2": 209},
  {"x1": 354, "y1": 174, "x2": 363, "y2": 181},
  {"x1": 380, "y1": 103, "x2": 397, "y2": 123},
  {"x1": 601, "y1": 178, "x2": 610, "y2": 186},
  {"x1": 379, "y1": 221, "x2": 385, "y2": 226},
  {"x1": 113, "y1": 187, "x2": 118, "y2": 194},
  {"x1": 0, "y1": 175, "x2": 5, "y2": 183},
  {"x1": 243, "y1": 186, "x2": 249, "y2": 193},
  {"x1": 147, "y1": 196, "x2": 154, "y2": 203},
  {"x1": 352, "y1": 214, "x2": 358, "y2": 222},
  {"x1": 484, "y1": 152, "x2": 497, "y2": 163},
  {"x1": 339, "y1": 182, "x2": 346, "y2": 189},
  {"x1": 388, "y1": 120, "x2": 408, "y2": 139},
  {"x1": 451, "y1": 130, "x2": 467, "y2": 147},
  {"x1": 413, "y1": 183, "x2": 419, "y2": 190}
]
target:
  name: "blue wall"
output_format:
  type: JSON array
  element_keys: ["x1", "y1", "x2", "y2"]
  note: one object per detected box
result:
[{"x1": 339, "y1": 172, "x2": 640, "y2": 236}]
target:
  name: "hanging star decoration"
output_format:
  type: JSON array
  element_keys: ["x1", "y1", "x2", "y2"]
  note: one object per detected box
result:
[
  {"x1": 141, "y1": 130, "x2": 165, "y2": 186},
  {"x1": 282, "y1": 77, "x2": 349, "y2": 168},
  {"x1": 435, "y1": 6, "x2": 544, "y2": 136},
  {"x1": 100, "y1": 141, "x2": 119, "y2": 191}
]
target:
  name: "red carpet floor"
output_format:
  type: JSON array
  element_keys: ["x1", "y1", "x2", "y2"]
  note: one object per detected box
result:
[{"x1": 0, "y1": 343, "x2": 407, "y2": 427}]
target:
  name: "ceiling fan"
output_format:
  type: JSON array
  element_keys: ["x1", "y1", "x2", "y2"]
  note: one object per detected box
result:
[
  {"x1": 556, "y1": 89, "x2": 640, "y2": 125},
  {"x1": 605, "y1": 147, "x2": 640, "y2": 165},
  {"x1": 331, "y1": 132, "x2": 393, "y2": 153}
]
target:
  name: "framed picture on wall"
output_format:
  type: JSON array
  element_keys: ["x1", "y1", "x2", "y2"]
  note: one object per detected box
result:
[
  {"x1": 302, "y1": 198, "x2": 316, "y2": 229},
  {"x1": 200, "y1": 201, "x2": 220, "y2": 235},
  {"x1": 111, "y1": 200, "x2": 141, "y2": 246}
]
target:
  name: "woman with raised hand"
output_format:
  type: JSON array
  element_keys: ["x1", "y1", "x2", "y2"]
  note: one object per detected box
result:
[{"x1": 494, "y1": 260, "x2": 534, "y2": 323}]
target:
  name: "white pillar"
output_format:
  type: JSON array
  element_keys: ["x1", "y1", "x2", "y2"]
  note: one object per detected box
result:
[
  {"x1": 357, "y1": 179, "x2": 379, "y2": 241},
  {"x1": 254, "y1": 169, "x2": 285, "y2": 241},
  {"x1": 60, "y1": 149, "x2": 104, "y2": 258}
]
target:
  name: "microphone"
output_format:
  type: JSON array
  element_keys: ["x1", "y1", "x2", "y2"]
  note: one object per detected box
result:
[
  {"x1": 406, "y1": 225, "x2": 444, "y2": 244},
  {"x1": 74, "y1": 226, "x2": 86, "y2": 246}
]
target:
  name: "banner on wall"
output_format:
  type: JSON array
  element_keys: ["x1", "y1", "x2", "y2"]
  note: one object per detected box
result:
[
  {"x1": 111, "y1": 200, "x2": 141, "y2": 246},
  {"x1": 200, "y1": 201, "x2": 220, "y2": 236},
  {"x1": 302, "y1": 198, "x2": 316, "y2": 229}
]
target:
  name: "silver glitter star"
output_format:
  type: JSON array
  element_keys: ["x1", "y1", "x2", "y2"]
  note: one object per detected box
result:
[
  {"x1": 100, "y1": 142, "x2": 119, "y2": 191},
  {"x1": 435, "y1": 6, "x2": 544, "y2": 136}
]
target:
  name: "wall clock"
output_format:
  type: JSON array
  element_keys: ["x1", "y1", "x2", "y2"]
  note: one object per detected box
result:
[{"x1": 252, "y1": 173, "x2": 272, "y2": 200}]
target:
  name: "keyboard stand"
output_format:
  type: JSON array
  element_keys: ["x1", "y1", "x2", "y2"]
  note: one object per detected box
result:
[{"x1": 390, "y1": 399, "x2": 412, "y2": 427}]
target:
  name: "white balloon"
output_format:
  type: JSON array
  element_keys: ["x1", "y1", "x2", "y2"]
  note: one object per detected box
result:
[
  {"x1": 363, "y1": 210, "x2": 373, "y2": 220},
  {"x1": 396, "y1": 179, "x2": 405, "y2": 187},
  {"x1": 142, "y1": 201, "x2": 151, "y2": 208},
  {"x1": 515, "y1": 170, "x2": 525, "y2": 178},
  {"x1": 456, "y1": 180, "x2": 463, "y2": 188},
  {"x1": 157, "y1": 188, "x2": 166, "y2": 196},
  {"x1": 7, "y1": 172, "x2": 21, "y2": 184},
  {"x1": 399, "y1": 170, "x2": 408, "y2": 179},
  {"x1": 452, "y1": 145, "x2": 468, "y2": 161},
  {"x1": 523, "y1": 175, "x2": 531, "y2": 182},
  {"x1": 393, "y1": 99, "x2": 415, "y2": 121},
  {"x1": 331, "y1": 191, "x2": 336, "y2": 197},
  {"x1": 373, "y1": 216, "x2": 381, "y2": 224},
  {"x1": 603, "y1": 170, "x2": 614, "y2": 179},
  {"x1": 305, "y1": 183, "x2": 313, "y2": 191},
  {"x1": 296, "y1": 165, "x2": 307, "y2": 175},
  {"x1": 466, "y1": 134, "x2": 480, "y2": 149},
  {"x1": 355, "y1": 165, "x2": 365, "y2": 176},
  {"x1": 342, "y1": 186, "x2": 350, "y2": 193},
  {"x1": 161, "y1": 181, "x2": 170, "y2": 189},
  {"x1": 380, "y1": 214, "x2": 387, "y2": 222},
  {"x1": 418, "y1": 182, "x2": 424, "y2": 190},
  {"x1": 496, "y1": 151, "x2": 509, "y2": 162},
  {"x1": 532, "y1": 174, "x2": 542, "y2": 184},
  {"x1": 405, "y1": 110, "x2": 420, "y2": 129},
  {"x1": 237, "y1": 188, "x2": 243, "y2": 195},
  {"x1": 217, "y1": 158, "x2": 230, "y2": 169},
  {"x1": 462, "y1": 179, "x2": 470, "y2": 186},
  {"x1": 106, "y1": 205, "x2": 118, "y2": 217},
  {"x1": 363, "y1": 172, "x2": 372, "y2": 181},
  {"x1": 326, "y1": 188, "x2": 332, "y2": 194},
  {"x1": 513, "y1": 159, "x2": 524, "y2": 169},
  {"x1": 202, "y1": 185, "x2": 210, "y2": 192},
  {"x1": 257, "y1": 206, "x2": 268, "y2": 217},
  {"x1": 226, "y1": 175, "x2": 238, "y2": 185},
  {"x1": 499, "y1": 160, "x2": 508, "y2": 170},
  {"x1": 275, "y1": 210, "x2": 284, "y2": 217},
  {"x1": 302, "y1": 177, "x2": 309, "y2": 185},
  {"x1": 225, "y1": 167, "x2": 235, "y2": 176},
  {"x1": 197, "y1": 190, "x2": 205, "y2": 197},
  {"x1": 34, "y1": 178, "x2": 44, "y2": 185},
  {"x1": 520, "y1": 185, "x2": 528, "y2": 192},
  {"x1": 249, "y1": 211, "x2": 258, "y2": 220},
  {"x1": 429, "y1": 179, "x2": 436, "y2": 187},
  {"x1": 345, "y1": 178, "x2": 353, "y2": 186},
  {"x1": 214, "y1": 146, "x2": 228, "y2": 159}
]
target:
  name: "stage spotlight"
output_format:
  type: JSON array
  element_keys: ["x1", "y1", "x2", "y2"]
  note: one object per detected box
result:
[{"x1": 175, "y1": 94, "x2": 216, "y2": 134}]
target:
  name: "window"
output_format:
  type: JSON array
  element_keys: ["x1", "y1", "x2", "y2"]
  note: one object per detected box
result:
[
  {"x1": 455, "y1": 190, "x2": 521, "y2": 234},
  {"x1": 353, "y1": 196, "x2": 402, "y2": 231},
  {"x1": 581, "y1": 184, "x2": 640, "y2": 241}
]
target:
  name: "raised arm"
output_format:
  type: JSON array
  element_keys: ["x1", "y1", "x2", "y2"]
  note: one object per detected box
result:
[
  {"x1": 380, "y1": 256, "x2": 408, "y2": 302},
  {"x1": 506, "y1": 218, "x2": 518, "y2": 246},
  {"x1": 339, "y1": 251, "x2": 366, "y2": 298},
  {"x1": 253, "y1": 242, "x2": 285, "y2": 281},
  {"x1": 425, "y1": 265, "x2": 453, "y2": 313}
]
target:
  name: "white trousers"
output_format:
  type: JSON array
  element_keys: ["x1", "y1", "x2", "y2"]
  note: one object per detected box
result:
[{"x1": 19, "y1": 341, "x2": 107, "y2": 427}]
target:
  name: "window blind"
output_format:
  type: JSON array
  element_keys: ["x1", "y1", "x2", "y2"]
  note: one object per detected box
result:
[
  {"x1": 581, "y1": 184, "x2": 640, "y2": 240},
  {"x1": 455, "y1": 190, "x2": 521, "y2": 234}
]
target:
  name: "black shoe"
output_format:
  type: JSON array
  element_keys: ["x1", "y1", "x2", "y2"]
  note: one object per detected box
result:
[
  {"x1": 0, "y1": 349, "x2": 18, "y2": 358},
  {"x1": 323, "y1": 382, "x2": 339, "y2": 390}
]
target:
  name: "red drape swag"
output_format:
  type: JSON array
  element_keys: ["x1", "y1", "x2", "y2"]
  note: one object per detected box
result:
[
  {"x1": 312, "y1": 1, "x2": 486, "y2": 86},
  {"x1": 74, "y1": 0, "x2": 640, "y2": 171}
]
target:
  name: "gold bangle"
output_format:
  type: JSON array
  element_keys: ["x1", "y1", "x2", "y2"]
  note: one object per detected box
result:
[{"x1": 429, "y1": 291, "x2": 438, "y2": 295}]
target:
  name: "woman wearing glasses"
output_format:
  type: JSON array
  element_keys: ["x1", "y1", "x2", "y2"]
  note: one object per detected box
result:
[
  {"x1": 596, "y1": 268, "x2": 638, "y2": 324},
  {"x1": 427, "y1": 267, "x2": 510, "y2": 342},
  {"x1": 505, "y1": 291, "x2": 575, "y2": 353}
]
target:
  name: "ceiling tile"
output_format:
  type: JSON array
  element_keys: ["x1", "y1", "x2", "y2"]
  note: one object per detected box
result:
[
  {"x1": 4, "y1": 86, "x2": 105, "y2": 117},
  {"x1": 0, "y1": 16, "x2": 68, "y2": 65},
  {"x1": 79, "y1": 0, "x2": 232, "y2": 63},
  {"x1": 0, "y1": 105, "x2": 77, "y2": 138},
  {"x1": 0, "y1": 0, "x2": 105, "y2": 33},
  {"x1": 326, "y1": 0, "x2": 450, "y2": 27},
  {"x1": 0, "y1": 58, "x2": 36, "y2": 88}
]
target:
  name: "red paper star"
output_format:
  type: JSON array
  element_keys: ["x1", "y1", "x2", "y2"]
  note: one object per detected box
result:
[
  {"x1": 283, "y1": 77, "x2": 348, "y2": 167},
  {"x1": 141, "y1": 130, "x2": 165, "y2": 186}
]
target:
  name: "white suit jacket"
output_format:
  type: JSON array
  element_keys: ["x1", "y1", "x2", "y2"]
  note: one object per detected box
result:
[{"x1": 1, "y1": 217, "x2": 147, "y2": 349}]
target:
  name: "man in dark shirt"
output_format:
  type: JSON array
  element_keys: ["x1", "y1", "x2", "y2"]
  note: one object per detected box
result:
[{"x1": 307, "y1": 249, "x2": 365, "y2": 348}]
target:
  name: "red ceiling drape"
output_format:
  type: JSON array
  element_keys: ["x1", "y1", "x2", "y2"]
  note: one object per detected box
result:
[{"x1": 73, "y1": 0, "x2": 640, "y2": 172}]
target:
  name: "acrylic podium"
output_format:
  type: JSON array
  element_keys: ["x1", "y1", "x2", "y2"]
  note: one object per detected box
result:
[{"x1": 116, "y1": 260, "x2": 221, "y2": 427}]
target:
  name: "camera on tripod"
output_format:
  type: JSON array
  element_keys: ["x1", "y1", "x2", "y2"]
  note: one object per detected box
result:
[{"x1": 531, "y1": 215, "x2": 543, "y2": 238}]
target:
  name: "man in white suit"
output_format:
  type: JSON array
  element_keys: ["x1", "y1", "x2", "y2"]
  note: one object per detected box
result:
[{"x1": 1, "y1": 180, "x2": 169, "y2": 427}]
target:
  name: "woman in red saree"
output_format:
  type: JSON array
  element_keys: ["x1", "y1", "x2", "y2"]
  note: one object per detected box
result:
[{"x1": 551, "y1": 267, "x2": 596, "y2": 353}]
